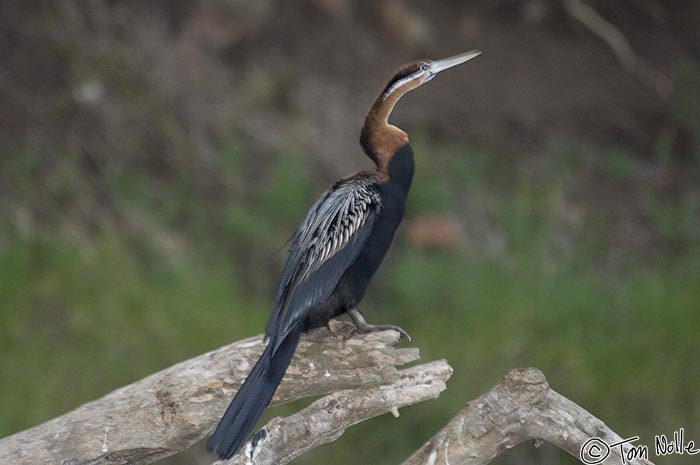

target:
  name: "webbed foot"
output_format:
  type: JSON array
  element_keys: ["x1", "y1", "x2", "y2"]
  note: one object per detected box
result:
[{"x1": 347, "y1": 308, "x2": 412, "y2": 341}]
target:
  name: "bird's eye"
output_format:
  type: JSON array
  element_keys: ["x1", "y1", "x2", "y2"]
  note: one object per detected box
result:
[{"x1": 420, "y1": 64, "x2": 428, "y2": 72}]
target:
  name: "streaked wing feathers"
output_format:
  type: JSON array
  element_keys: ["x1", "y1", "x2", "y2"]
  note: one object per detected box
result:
[{"x1": 265, "y1": 173, "x2": 383, "y2": 347}]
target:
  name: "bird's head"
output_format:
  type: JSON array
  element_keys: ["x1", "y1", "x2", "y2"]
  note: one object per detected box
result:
[
  {"x1": 361, "y1": 49, "x2": 481, "y2": 168},
  {"x1": 379, "y1": 50, "x2": 482, "y2": 103}
]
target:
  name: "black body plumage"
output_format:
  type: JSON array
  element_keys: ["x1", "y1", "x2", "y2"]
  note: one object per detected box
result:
[
  {"x1": 207, "y1": 145, "x2": 414, "y2": 459},
  {"x1": 208, "y1": 49, "x2": 479, "y2": 459}
]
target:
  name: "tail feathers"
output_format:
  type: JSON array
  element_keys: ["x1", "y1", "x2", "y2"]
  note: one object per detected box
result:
[
  {"x1": 207, "y1": 324, "x2": 303, "y2": 459},
  {"x1": 207, "y1": 344, "x2": 271, "y2": 457}
]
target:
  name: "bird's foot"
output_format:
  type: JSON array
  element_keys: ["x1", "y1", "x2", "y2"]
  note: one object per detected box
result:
[
  {"x1": 356, "y1": 322, "x2": 412, "y2": 341},
  {"x1": 347, "y1": 308, "x2": 412, "y2": 341},
  {"x1": 327, "y1": 319, "x2": 356, "y2": 340}
]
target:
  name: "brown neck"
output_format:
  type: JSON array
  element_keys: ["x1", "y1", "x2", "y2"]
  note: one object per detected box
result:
[{"x1": 360, "y1": 90, "x2": 409, "y2": 173}]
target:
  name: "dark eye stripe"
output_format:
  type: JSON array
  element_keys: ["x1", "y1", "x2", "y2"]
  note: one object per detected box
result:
[{"x1": 381, "y1": 64, "x2": 419, "y2": 97}]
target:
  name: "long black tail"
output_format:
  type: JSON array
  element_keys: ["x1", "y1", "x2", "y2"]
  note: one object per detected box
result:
[{"x1": 207, "y1": 324, "x2": 303, "y2": 459}]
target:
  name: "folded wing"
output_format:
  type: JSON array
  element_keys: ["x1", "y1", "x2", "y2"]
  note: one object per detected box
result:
[{"x1": 265, "y1": 172, "x2": 384, "y2": 349}]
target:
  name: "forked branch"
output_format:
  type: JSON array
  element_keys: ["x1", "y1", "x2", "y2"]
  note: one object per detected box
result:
[
  {"x1": 0, "y1": 328, "x2": 654, "y2": 465},
  {"x1": 400, "y1": 367, "x2": 656, "y2": 465},
  {"x1": 0, "y1": 322, "x2": 441, "y2": 465}
]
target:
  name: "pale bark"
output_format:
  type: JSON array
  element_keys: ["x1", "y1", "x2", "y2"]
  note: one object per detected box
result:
[
  {"x1": 401, "y1": 367, "x2": 655, "y2": 465},
  {"x1": 0, "y1": 328, "x2": 655, "y2": 465},
  {"x1": 0, "y1": 323, "x2": 429, "y2": 465},
  {"x1": 222, "y1": 360, "x2": 453, "y2": 465}
]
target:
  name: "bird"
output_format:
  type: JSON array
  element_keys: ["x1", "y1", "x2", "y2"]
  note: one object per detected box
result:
[{"x1": 207, "y1": 50, "x2": 481, "y2": 460}]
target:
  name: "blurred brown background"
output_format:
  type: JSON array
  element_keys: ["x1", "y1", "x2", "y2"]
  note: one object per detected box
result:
[{"x1": 1, "y1": 1, "x2": 698, "y2": 464}]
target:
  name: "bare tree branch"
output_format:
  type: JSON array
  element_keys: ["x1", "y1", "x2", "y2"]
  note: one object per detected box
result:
[
  {"x1": 0, "y1": 323, "x2": 430, "y2": 465},
  {"x1": 401, "y1": 367, "x2": 656, "y2": 465},
  {"x1": 562, "y1": 0, "x2": 672, "y2": 96},
  {"x1": 0, "y1": 330, "x2": 655, "y2": 465},
  {"x1": 221, "y1": 360, "x2": 453, "y2": 465}
]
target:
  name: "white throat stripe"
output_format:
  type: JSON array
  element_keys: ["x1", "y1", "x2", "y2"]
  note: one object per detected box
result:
[{"x1": 382, "y1": 72, "x2": 423, "y2": 100}]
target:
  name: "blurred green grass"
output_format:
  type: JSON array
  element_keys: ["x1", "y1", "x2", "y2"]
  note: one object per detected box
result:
[{"x1": 1, "y1": 135, "x2": 698, "y2": 464}]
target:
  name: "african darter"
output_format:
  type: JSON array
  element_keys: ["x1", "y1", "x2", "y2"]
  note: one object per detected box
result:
[{"x1": 208, "y1": 50, "x2": 481, "y2": 459}]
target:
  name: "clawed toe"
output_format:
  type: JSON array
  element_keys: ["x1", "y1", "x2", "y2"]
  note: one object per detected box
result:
[
  {"x1": 356, "y1": 323, "x2": 412, "y2": 341},
  {"x1": 347, "y1": 308, "x2": 412, "y2": 341}
]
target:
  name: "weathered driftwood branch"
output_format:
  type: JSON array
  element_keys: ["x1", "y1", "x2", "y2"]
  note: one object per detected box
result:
[
  {"x1": 0, "y1": 322, "x2": 443, "y2": 465},
  {"x1": 221, "y1": 360, "x2": 453, "y2": 465},
  {"x1": 401, "y1": 367, "x2": 655, "y2": 465},
  {"x1": 1, "y1": 327, "x2": 653, "y2": 465}
]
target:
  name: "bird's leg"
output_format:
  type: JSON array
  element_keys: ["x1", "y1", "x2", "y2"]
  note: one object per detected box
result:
[{"x1": 347, "y1": 307, "x2": 412, "y2": 341}]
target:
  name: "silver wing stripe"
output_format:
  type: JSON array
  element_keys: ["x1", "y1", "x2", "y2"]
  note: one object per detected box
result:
[
  {"x1": 290, "y1": 177, "x2": 381, "y2": 283},
  {"x1": 266, "y1": 173, "x2": 384, "y2": 342}
]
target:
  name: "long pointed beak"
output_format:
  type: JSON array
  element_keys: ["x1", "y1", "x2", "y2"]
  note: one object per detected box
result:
[{"x1": 428, "y1": 50, "x2": 481, "y2": 75}]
